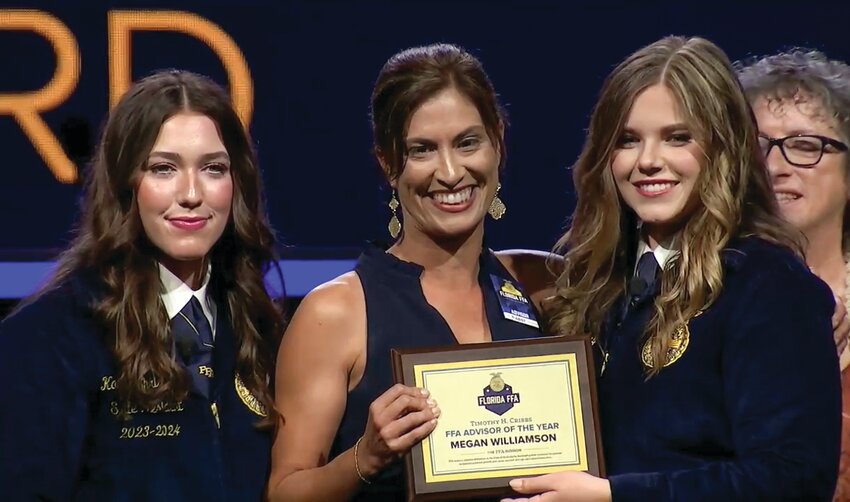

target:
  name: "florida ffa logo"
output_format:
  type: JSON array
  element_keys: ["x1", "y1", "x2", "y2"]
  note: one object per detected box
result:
[
  {"x1": 499, "y1": 280, "x2": 527, "y2": 303},
  {"x1": 477, "y1": 373, "x2": 520, "y2": 416},
  {"x1": 490, "y1": 275, "x2": 540, "y2": 329}
]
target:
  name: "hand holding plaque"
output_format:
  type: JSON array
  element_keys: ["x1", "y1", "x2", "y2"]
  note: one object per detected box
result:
[
  {"x1": 392, "y1": 336, "x2": 604, "y2": 501},
  {"x1": 503, "y1": 470, "x2": 611, "y2": 502},
  {"x1": 356, "y1": 384, "x2": 441, "y2": 482}
]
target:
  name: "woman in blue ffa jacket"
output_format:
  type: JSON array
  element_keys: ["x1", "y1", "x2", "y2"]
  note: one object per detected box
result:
[
  {"x1": 0, "y1": 70, "x2": 284, "y2": 500},
  {"x1": 268, "y1": 43, "x2": 556, "y2": 501},
  {"x1": 504, "y1": 37, "x2": 842, "y2": 501}
]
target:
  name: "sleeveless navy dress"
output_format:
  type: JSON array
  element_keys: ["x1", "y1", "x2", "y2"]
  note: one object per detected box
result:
[{"x1": 331, "y1": 245, "x2": 545, "y2": 500}]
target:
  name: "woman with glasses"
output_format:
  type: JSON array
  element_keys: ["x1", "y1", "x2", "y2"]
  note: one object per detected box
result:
[{"x1": 738, "y1": 49, "x2": 850, "y2": 501}]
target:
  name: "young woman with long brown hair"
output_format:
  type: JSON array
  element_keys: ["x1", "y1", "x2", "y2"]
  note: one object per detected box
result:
[
  {"x1": 0, "y1": 70, "x2": 284, "y2": 500},
  {"x1": 506, "y1": 36, "x2": 841, "y2": 501}
]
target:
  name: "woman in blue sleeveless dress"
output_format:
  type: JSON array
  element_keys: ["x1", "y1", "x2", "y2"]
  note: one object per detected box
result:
[{"x1": 268, "y1": 44, "x2": 557, "y2": 501}]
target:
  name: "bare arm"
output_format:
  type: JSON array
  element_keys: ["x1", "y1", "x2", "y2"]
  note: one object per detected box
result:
[
  {"x1": 268, "y1": 273, "x2": 439, "y2": 501},
  {"x1": 268, "y1": 275, "x2": 362, "y2": 501}
]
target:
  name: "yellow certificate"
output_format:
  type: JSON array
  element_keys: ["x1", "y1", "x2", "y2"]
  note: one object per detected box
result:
[
  {"x1": 417, "y1": 354, "x2": 587, "y2": 482},
  {"x1": 392, "y1": 336, "x2": 603, "y2": 501}
]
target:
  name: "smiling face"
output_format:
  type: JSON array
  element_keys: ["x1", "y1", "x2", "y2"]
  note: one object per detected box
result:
[
  {"x1": 136, "y1": 112, "x2": 233, "y2": 281},
  {"x1": 390, "y1": 87, "x2": 500, "y2": 242},
  {"x1": 753, "y1": 95, "x2": 849, "y2": 239},
  {"x1": 611, "y1": 84, "x2": 704, "y2": 245}
]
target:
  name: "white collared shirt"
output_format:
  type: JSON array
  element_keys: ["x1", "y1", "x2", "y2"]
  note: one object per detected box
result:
[
  {"x1": 635, "y1": 238, "x2": 678, "y2": 273},
  {"x1": 158, "y1": 263, "x2": 217, "y2": 339}
]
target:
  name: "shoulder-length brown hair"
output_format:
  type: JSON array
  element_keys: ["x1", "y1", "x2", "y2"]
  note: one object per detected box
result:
[
  {"x1": 548, "y1": 36, "x2": 800, "y2": 373},
  {"x1": 30, "y1": 70, "x2": 284, "y2": 415}
]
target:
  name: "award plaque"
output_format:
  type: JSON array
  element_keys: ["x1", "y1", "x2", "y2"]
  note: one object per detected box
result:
[{"x1": 391, "y1": 335, "x2": 604, "y2": 501}]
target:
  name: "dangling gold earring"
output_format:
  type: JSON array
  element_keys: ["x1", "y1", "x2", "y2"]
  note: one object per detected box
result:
[
  {"x1": 388, "y1": 191, "x2": 401, "y2": 238},
  {"x1": 488, "y1": 183, "x2": 506, "y2": 220}
]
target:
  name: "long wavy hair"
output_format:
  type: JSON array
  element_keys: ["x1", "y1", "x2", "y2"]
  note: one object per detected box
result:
[
  {"x1": 29, "y1": 70, "x2": 284, "y2": 416},
  {"x1": 548, "y1": 36, "x2": 801, "y2": 374}
]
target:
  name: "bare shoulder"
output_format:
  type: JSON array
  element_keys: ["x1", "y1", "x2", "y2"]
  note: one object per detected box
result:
[
  {"x1": 280, "y1": 270, "x2": 365, "y2": 359},
  {"x1": 291, "y1": 271, "x2": 364, "y2": 325},
  {"x1": 494, "y1": 250, "x2": 563, "y2": 310}
]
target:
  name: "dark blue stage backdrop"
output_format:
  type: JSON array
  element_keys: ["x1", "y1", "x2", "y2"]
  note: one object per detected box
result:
[{"x1": 2, "y1": 1, "x2": 850, "y2": 299}]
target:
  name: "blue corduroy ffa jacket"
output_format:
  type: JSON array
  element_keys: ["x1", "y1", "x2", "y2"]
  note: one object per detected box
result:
[
  {"x1": 0, "y1": 271, "x2": 272, "y2": 501},
  {"x1": 597, "y1": 237, "x2": 841, "y2": 501}
]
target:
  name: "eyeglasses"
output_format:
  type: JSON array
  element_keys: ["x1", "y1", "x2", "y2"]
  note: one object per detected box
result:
[{"x1": 758, "y1": 134, "x2": 848, "y2": 168}]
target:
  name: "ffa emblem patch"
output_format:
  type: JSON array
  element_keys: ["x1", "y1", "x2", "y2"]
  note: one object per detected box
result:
[
  {"x1": 235, "y1": 375, "x2": 268, "y2": 417},
  {"x1": 641, "y1": 311, "x2": 703, "y2": 369}
]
